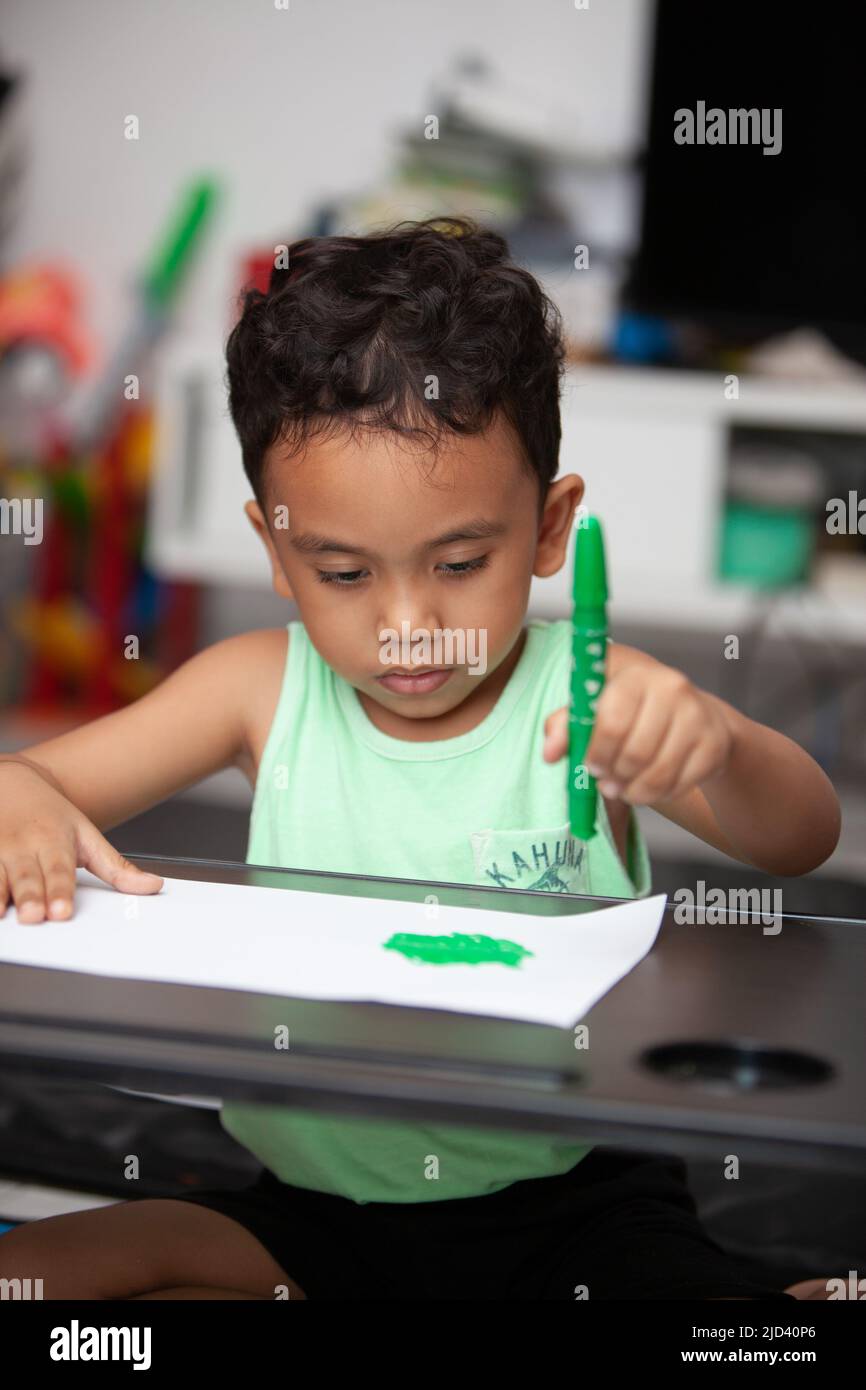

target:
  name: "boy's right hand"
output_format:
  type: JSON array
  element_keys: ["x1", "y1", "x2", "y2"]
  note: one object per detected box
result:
[{"x1": 0, "y1": 760, "x2": 164, "y2": 924}]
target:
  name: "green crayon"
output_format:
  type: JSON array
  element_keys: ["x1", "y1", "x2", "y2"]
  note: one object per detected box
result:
[{"x1": 568, "y1": 514, "x2": 609, "y2": 840}]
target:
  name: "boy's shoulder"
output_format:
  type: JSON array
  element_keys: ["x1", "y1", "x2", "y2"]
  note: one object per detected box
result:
[
  {"x1": 199, "y1": 628, "x2": 289, "y2": 782},
  {"x1": 201, "y1": 625, "x2": 289, "y2": 679}
]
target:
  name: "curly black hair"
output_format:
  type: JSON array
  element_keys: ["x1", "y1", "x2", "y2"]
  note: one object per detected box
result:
[{"x1": 225, "y1": 218, "x2": 565, "y2": 509}]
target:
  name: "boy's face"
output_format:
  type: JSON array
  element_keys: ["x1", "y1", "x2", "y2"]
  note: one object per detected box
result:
[{"x1": 246, "y1": 413, "x2": 583, "y2": 737}]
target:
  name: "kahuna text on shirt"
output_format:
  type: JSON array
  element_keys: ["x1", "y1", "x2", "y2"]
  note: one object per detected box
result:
[{"x1": 469, "y1": 825, "x2": 592, "y2": 894}]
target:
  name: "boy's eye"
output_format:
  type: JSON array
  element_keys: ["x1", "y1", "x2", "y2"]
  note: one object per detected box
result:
[
  {"x1": 316, "y1": 569, "x2": 367, "y2": 586},
  {"x1": 438, "y1": 556, "x2": 489, "y2": 578},
  {"x1": 315, "y1": 556, "x2": 489, "y2": 586}
]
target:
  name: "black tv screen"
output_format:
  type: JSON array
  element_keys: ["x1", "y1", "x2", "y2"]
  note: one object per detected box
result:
[{"x1": 624, "y1": 0, "x2": 866, "y2": 347}]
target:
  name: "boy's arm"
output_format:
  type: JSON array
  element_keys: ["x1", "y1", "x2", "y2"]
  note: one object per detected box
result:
[
  {"x1": 605, "y1": 641, "x2": 840, "y2": 875},
  {"x1": 544, "y1": 639, "x2": 841, "y2": 877},
  {"x1": 649, "y1": 690, "x2": 841, "y2": 876},
  {"x1": 5, "y1": 629, "x2": 287, "y2": 831}
]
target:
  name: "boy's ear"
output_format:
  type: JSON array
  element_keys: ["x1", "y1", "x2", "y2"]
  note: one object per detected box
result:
[
  {"x1": 244, "y1": 499, "x2": 295, "y2": 601},
  {"x1": 533, "y1": 475, "x2": 585, "y2": 578}
]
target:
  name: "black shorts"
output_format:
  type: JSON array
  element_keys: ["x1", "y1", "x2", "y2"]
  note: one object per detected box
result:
[{"x1": 171, "y1": 1145, "x2": 798, "y2": 1300}]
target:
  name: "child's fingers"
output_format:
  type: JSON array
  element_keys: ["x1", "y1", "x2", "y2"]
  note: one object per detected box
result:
[
  {"x1": 655, "y1": 722, "x2": 733, "y2": 805},
  {"x1": 78, "y1": 825, "x2": 164, "y2": 896},
  {"x1": 5, "y1": 850, "x2": 47, "y2": 924},
  {"x1": 38, "y1": 846, "x2": 78, "y2": 920},
  {"x1": 617, "y1": 714, "x2": 699, "y2": 805},
  {"x1": 542, "y1": 706, "x2": 569, "y2": 761},
  {"x1": 584, "y1": 671, "x2": 647, "y2": 783},
  {"x1": 657, "y1": 745, "x2": 721, "y2": 806},
  {"x1": 597, "y1": 689, "x2": 672, "y2": 796}
]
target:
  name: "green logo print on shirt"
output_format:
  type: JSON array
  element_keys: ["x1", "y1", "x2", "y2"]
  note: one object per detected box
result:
[{"x1": 469, "y1": 824, "x2": 592, "y2": 894}]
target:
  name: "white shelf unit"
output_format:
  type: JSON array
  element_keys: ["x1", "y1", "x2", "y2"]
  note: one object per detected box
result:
[{"x1": 147, "y1": 347, "x2": 866, "y2": 640}]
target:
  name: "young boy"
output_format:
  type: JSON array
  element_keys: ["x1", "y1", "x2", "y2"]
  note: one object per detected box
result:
[{"x1": 0, "y1": 220, "x2": 841, "y2": 1300}]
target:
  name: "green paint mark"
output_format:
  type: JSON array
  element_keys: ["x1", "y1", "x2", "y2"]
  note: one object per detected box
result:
[{"x1": 383, "y1": 931, "x2": 534, "y2": 968}]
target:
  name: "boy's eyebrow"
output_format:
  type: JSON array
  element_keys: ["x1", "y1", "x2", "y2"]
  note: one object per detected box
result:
[
  {"x1": 288, "y1": 519, "x2": 507, "y2": 557},
  {"x1": 428, "y1": 520, "x2": 507, "y2": 547}
]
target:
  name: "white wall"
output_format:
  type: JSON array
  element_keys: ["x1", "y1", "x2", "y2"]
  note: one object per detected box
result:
[
  {"x1": 5, "y1": 0, "x2": 654, "y2": 646},
  {"x1": 5, "y1": 0, "x2": 652, "y2": 354}
]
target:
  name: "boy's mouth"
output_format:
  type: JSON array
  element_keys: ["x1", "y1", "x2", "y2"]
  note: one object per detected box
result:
[{"x1": 376, "y1": 667, "x2": 454, "y2": 695}]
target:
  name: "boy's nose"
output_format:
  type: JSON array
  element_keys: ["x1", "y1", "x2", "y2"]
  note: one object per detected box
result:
[{"x1": 376, "y1": 602, "x2": 442, "y2": 642}]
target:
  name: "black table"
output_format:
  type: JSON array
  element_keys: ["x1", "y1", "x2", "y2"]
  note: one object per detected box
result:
[{"x1": 1, "y1": 853, "x2": 864, "y2": 1174}]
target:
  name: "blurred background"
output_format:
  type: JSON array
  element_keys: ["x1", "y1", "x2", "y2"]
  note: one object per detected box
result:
[{"x1": 1, "y1": 0, "x2": 865, "y2": 1285}]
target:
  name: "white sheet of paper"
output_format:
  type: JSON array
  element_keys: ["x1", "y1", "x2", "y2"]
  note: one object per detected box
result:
[{"x1": 0, "y1": 870, "x2": 667, "y2": 1029}]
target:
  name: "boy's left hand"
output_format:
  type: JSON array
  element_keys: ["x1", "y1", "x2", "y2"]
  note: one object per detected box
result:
[{"x1": 542, "y1": 643, "x2": 734, "y2": 806}]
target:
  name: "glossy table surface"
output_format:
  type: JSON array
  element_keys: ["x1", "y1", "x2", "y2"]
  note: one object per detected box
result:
[{"x1": 1, "y1": 853, "x2": 864, "y2": 1173}]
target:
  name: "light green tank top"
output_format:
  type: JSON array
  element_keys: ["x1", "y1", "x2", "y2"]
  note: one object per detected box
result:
[{"x1": 220, "y1": 618, "x2": 652, "y2": 1203}]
